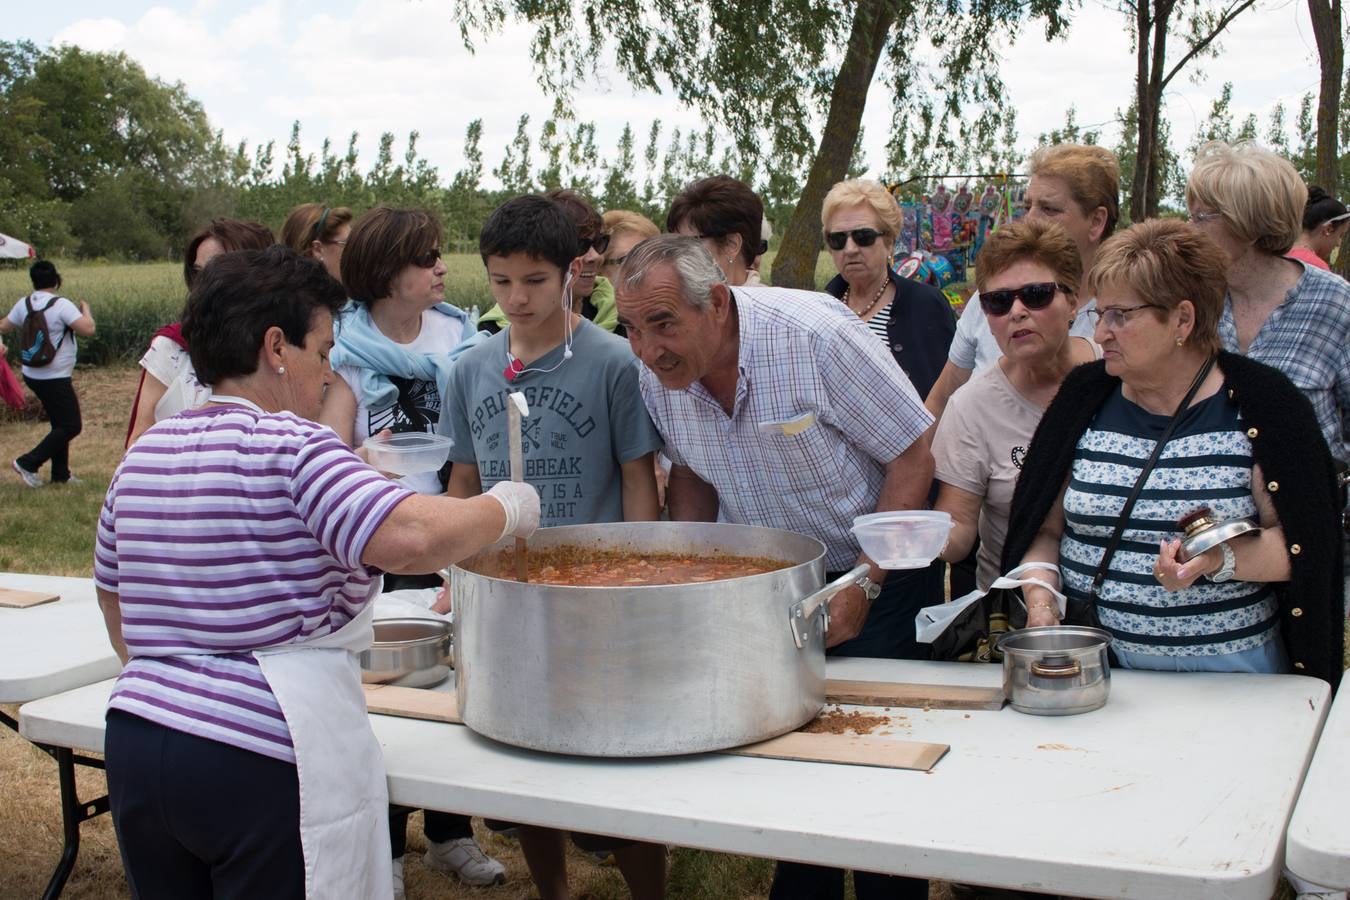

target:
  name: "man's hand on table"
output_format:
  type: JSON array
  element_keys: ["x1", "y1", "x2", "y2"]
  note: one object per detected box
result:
[{"x1": 824, "y1": 584, "x2": 870, "y2": 647}]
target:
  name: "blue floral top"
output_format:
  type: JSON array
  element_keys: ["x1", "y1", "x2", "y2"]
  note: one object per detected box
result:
[{"x1": 1060, "y1": 384, "x2": 1278, "y2": 661}]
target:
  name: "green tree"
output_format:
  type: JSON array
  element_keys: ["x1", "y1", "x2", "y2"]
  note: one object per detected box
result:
[
  {"x1": 495, "y1": 114, "x2": 535, "y2": 195},
  {"x1": 452, "y1": 0, "x2": 1070, "y2": 289},
  {"x1": 601, "y1": 124, "x2": 641, "y2": 212}
]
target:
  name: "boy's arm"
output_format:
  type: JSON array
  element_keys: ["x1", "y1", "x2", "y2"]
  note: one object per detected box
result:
[
  {"x1": 619, "y1": 452, "x2": 660, "y2": 521},
  {"x1": 447, "y1": 463, "x2": 482, "y2": 499}
]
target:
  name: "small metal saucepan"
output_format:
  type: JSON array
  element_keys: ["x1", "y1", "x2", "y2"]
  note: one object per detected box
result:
[
  {"x1": 997, "y1": 626, "x2": 1112, "y2": 716},
  {"x1": 359, "y1": 618, "x2": 453, "y2": 689}
]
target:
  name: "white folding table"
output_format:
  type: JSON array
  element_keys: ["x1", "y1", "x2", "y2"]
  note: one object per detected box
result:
[
  {"x1": 19, "y1": 657, "x2": 1330, "y2": 899},
  {"x1": 1286, "y1": 673, "x2": 1350, "y2": 890},
  {"x1": 0, "y1": 572, "x2": 119, "y2": 900}
]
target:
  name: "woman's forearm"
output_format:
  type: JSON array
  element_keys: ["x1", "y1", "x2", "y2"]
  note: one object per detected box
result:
[
  {"x1": 96, "y1": 587, "x2": 129, "y2": 665},
  {"x1": 363, "y1": 493, "x2": 507, "y2": 574}
]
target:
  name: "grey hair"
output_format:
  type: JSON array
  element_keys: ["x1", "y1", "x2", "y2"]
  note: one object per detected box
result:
[{"x1": 618, "y1": 234, "x2": 727, "y2": 311}]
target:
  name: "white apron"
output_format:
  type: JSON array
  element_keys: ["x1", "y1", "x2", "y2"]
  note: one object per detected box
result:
[{"x1": 255, "y1": 601, "x2": 393, "y2": 900}]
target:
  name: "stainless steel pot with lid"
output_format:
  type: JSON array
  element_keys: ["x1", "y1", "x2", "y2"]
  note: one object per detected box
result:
[
  {"x1": 359, "y1": 618, "x2": 453, "y2": 689},
  {"x1": 997, "y1": 626, "x2": 1112, "y2": 716},
  {"x1": 450, "y1": 522, "x2": 867, "y2": 757}
]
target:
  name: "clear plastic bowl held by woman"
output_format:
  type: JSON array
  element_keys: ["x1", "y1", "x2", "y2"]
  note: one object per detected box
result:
[
  {"x1": 851, "y1": 510, "x2": 953, "y2": 569},
  {"x1": 362, "y1": 432, "x2": 453, "y2": 476}
]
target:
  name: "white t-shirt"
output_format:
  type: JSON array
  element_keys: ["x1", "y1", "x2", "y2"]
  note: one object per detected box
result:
[
  {"x1": 338, "y1": 309, "x2": 466, "y2": 495},
  {"x1": 949, "y1": 293, "x2": 1098, "y2": 373},
  {"x1": 139, "y1": 336, "x2": 211, "y2": 422},
  {"x1": 6, "y1": 291, "x2": 82, "y2": 379}
]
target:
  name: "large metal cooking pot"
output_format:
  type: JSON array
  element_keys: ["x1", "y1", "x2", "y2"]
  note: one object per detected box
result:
[
  {"x1": 451, "y1": 522, "x2": 868, "y2": 757},
  {"x1": 998, "y1": 626, "x2": 1112, "y2": 716}
]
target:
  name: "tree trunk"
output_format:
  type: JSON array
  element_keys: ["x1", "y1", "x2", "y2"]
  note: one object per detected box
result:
[
  {"x1": 769, "y1": 0, "x2": 899, "y2": 289},
  {"x1": 1307, "y1": 0, "x2": 1342, "y2": 192},
  {"x1": 1130, "y1": 2, "x2": 1156, "y2": 222}
]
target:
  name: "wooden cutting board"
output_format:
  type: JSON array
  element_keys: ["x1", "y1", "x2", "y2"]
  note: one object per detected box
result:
[
  {"x1": 364, "y1": 684, "x2": 949, "y2": 770},
  {"x1": 729, "y1": 731, "x2": 948, "y2": 771},
  {"x1": 0, "y1": 587, "x2": 60, "y2": 609},
  {"x1": 363, "y1": 684, "x2": 461, "y2": 723},
  {"x1": 825, "y1": 678, "x2": 1004, "y2": 711}
]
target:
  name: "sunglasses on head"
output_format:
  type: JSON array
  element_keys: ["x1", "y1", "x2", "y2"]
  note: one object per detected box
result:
[
  {"x1": 824, "y1": 228, "x2": 883, "y2": 251},
  {"x1": 577, "y1": 233, "x2": 611, "y2": 257},
  {"x1": 411, "y1": 247, "x2": 442, "y2": 268},
  {"x1": 979, "y1": 282, "x2": 1071, "y2": 317}
]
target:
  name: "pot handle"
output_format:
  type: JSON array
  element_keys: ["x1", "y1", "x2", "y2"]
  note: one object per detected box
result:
[
  {"x1": 1030, "y1": 658, "x2": 1082, "y2": 679},
  {"x1": 788, "y1": 563, "x2": 872, "y2": 649}
]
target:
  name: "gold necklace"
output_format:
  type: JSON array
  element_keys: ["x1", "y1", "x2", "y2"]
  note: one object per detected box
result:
[{"x1": 842, "y1": 277, "x2": 890, "y2": 319}]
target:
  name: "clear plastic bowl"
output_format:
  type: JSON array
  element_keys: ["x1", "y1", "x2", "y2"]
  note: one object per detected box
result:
[
  {"x1": 362, "y1": 432, "x2": 454, "y2": 476},
  {"x1": 851, "y1": 510, "x2": 953, "y2": 569}
]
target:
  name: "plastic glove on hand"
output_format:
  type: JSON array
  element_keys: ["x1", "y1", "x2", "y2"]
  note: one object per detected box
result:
[{"x1": 486, "y1": 481, "x2": 541, "y2": 541}]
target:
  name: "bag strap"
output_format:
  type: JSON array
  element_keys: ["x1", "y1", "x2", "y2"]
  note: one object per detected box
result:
[{"x1": 1088, "y1": 355, "x2": 1216, "y2": 601}]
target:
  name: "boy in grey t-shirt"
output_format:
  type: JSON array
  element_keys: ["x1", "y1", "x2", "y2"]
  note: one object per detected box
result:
[{"x1": 439, "y1": 193, "x2": 666, "y2": 900}]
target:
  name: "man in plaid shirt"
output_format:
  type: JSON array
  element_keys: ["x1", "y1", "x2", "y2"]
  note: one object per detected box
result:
[{"x1": 615, "y1": 234, "x2": 937, "y2": 655}]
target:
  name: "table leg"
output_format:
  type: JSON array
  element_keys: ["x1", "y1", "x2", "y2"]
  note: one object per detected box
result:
[{"x1": 39, "y1": 746, "x2": 109, "y2": 900}]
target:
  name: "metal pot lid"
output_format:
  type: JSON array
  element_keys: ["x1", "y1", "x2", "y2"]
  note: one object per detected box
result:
[{"x1": 1179, "y1": 518, "x2": 1260, "y2": 561}]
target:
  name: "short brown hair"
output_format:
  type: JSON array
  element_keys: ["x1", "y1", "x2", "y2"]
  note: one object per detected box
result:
[
  {"x1": 603, "y1": 209, "x2": 659, "y2": 242},
  {"x1": 341, "y1": 207, "x2": 442, "y2": 305},
  {"x1": 184, "y1": 218, "x2": 275, "y2": 288},
  {"x1": 544, "y1": 189, "x2": 603, "y2": 248},
  {"x1": 666, "y1": 175, "x2": 764, "y2": 266},
  {"x1": 975, "y1": 220, "x2": 1082, "y2": 296},
  {"x1": 279, "y1": 203, "x2": 354, "y2": 257},
  {"x1": 821, "y1": 179, "x2": 903, "y2": 243},
  {"x1": 1028, "y1": 144, "x2": 1121, "y2": 240},
  {"x1": 1186, "y1": 141, "x2": 1305, "y2": 256},
  {"x1": 1085, "y1": 218, "x2": 1226, "y2": 354}
]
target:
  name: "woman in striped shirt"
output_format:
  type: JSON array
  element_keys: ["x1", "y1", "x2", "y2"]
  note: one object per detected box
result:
[
  {"x1": 94, "y1": 246, "x2": 539, "y2": 900},
  {"x1": 1005, "y1": 219, "x2": 1342, "y2": 681}
]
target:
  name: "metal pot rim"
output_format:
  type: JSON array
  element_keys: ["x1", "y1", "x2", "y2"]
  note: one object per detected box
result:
[
  {"x1": 997, "y1": 625, "x2": 1112, "y2": 654},
  {"x1": 370, "y1": 617, "x2": 450, "y2": 647}
]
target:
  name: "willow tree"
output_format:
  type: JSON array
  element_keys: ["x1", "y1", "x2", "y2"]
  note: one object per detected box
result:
[{"x1": 452, "y1": 0, "x2": 1070, "y2": 289}]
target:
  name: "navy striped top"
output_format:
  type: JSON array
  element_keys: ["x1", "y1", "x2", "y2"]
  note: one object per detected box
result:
[{"x1": 1060, "y1": 385, "x2": 1277, "y2": 658}]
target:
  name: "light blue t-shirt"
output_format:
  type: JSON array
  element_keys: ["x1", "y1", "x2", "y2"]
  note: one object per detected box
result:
[{"x1": 440, "y1": 319, "x2": 662, "y2": 526}]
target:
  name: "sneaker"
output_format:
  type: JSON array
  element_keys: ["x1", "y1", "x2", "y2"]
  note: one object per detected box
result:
[
  {"x1": 423, "y1": 836, "x2": 507, "y2": 887},
  {"x1": 11, "y1": 460, "x2": 41, "y2": 489},
  {"x1": 53, "y1": 474, "x2": 83, "y2": 485},
  {"x1": 391, "y1": 856, "x2": 405, "y2": 900}
]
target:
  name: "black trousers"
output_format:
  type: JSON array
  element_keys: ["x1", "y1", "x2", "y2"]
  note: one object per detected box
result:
[
  {"x1": 105, "y1": 710, "x2": 305, "y2": 900},
  {"x1": 768, "y1": 564, "x2": 940, "y2": 900},
  {"x1": 18, "y1": 375, "x2": 81, "y2": 482}
]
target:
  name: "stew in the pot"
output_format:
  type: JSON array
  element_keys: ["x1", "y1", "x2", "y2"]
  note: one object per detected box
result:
[{"x1": 471, "y1": 547, "x2": 791, "y2": 586}]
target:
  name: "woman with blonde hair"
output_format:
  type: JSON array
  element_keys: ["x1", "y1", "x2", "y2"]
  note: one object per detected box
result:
[
  {"x1": 280, "y1": 202, "x2": 353, "y2": 282},
  {"x1": 600, "y1": 209, "x2": 659, "y2": 287},
  {"x1": 820, "y1": 177, "x2": 955, "y2": 399}
]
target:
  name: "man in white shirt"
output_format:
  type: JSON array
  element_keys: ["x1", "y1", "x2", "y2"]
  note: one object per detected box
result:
[{"x1": 1, "y1": 260, "x2": 95, "y2": 486}]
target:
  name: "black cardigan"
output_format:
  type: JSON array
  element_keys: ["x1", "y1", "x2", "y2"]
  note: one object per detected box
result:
[
  {"x1": 1000, "y1": 352, "x2": 1344, "y2": 687},
  {"x1": 825, "y1": 270, "x2": 955, "y2": 401}
]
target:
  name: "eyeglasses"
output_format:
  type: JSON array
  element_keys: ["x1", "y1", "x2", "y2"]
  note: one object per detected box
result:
[
  {"x1": 1085, "y1": 303, "x2": 1167, "y2": 329},
  {"x1": 824, "y1": 228, "x2": 883, "y2": 251},
  {"x1": 1324, "y1": 212, "x2": 1350, "y2": 225},
  {"x1": 577, "y1": 233, "x2": 611, "y2": 257},
  {"x1": 1187, "y1": 211, "x2": 1223, "y2": 225},
  {"x1": 604, "y1": 252, "x2": 630, "y2": 269},
  {"x1": 324, "y1": 239, "x2": 347, "y2": 246},
  {"x1": 979, "y1": 282, "x2": 1070, "y2": 317},
  {"x1": 411, "y1": 247, "x2": 442, "y2": 268}
]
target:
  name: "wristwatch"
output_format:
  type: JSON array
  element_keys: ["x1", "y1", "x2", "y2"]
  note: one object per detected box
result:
[
  {"x1": 1207, "y1": 542, "x2": 1237, "y2": 583},
  {"x1": 855, "y1": 574, "x2": 882, "y2": 601}
]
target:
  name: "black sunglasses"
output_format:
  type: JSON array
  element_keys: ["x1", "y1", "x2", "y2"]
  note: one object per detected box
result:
[
  {"x1": 980, "y1": 282, "x2": 1071, "y2": 317},
  {"x1": 411, "y1": 247, "x2": 442, "y2": 268},
  {"x1": 578, "y1": 233, "x2": 611, "y2": 257},
  {"x1": 824, "y1": 228, "x2": 883, "y2": 251}
]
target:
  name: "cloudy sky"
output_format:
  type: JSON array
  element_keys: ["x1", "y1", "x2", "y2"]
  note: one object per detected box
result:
[{"x1": 2, "y1": 0, "x2": 1330, "y2": 188}]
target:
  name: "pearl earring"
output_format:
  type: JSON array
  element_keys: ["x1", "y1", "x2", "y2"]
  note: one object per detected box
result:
[{"x1": 277, "y1": 366, "x2": 286, "y2": 375}]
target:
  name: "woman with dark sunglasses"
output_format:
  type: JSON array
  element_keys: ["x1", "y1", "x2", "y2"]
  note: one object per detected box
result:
[
  {"x1": 320, "y1": 206, "x2": 499, "y2": 897},
  {"x1": 931, "y1": 220, "x2": 1098, "y2": 591},
  {"x1": 820, "y1": 178, "x2": 955, "y2": 401}
]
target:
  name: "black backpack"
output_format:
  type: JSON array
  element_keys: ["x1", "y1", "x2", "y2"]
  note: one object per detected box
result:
[{"x1": 19, "y1": 294, "x2": 66, "y2": 367}]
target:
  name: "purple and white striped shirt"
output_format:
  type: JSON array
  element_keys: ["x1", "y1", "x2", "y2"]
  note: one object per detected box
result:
[{"x1": 94, "y1": 405, "x2": 413, "y2": 763}]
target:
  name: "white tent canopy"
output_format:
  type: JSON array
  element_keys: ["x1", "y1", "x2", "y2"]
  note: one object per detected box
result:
[{"x1": 0, "y1": 232, "x2": 36, "y2": 261}]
